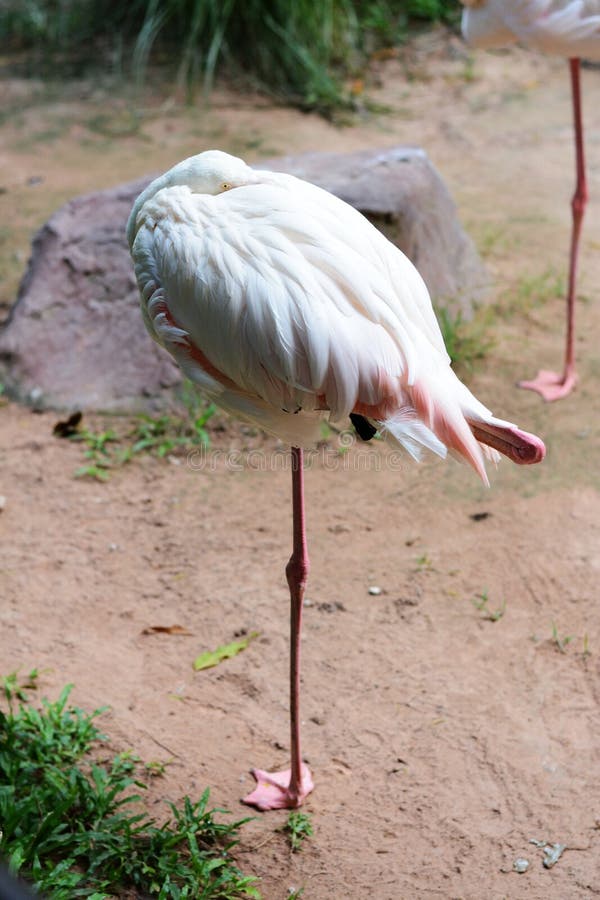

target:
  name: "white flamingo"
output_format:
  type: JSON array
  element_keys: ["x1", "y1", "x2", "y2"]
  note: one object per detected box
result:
[
  {"x1": 127, "y1": 150, "x2": 545, "y2": 810},
  {"x1": 461, "y1": 0, "x2": 600, "y2": 400}
]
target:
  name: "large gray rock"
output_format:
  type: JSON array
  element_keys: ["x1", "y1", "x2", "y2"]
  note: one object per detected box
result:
[{"x1": 0, "y1": 147, "x2": 487, "y2": 412}]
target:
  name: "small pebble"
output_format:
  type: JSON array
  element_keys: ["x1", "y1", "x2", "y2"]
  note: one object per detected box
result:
[
  {"x1": 543, "y1": 843, "x2": 565, "y2": 869},
  {"x1": 0, "y1": 495, "x2": 6, "y2": 511},
  {"x1": 368, "y1": 586, "x2": 382, "y2": 596},
  {"x1": 513, "y1": 858, "x2": 529, "y2": 874}
]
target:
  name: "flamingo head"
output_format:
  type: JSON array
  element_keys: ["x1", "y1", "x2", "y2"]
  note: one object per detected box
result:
[{"x1": 126, "y1": 150, "x2": 256, "y2": 246}]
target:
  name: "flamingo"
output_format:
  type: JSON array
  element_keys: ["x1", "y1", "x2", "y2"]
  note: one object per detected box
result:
[
  {"x1": 127, "y1": 149, "x2": 545, "y2": 811},
  {"x1": 461, "y1": 0, "x2": 600, "y2": 401}
]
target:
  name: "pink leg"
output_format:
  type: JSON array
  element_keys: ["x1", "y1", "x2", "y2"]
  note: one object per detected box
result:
[
  {"x1": 243, "y1": 446, "x2": 314, "y2": 810},
  {"x1": 519, "y1": 57, "x2": 587, "y2": 401}
]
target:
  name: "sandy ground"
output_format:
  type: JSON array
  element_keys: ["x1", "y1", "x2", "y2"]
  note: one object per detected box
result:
[{"x1": 2, "y1": 28, "x2": 600, "y2": 899}]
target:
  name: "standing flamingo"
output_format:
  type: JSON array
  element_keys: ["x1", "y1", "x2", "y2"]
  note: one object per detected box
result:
[
  {"x1": 127, "y1": 150, "x2": 545, "y2": 811},
  {"x1": 461, "y1": 0, "x2": 600, "y2": 400}
]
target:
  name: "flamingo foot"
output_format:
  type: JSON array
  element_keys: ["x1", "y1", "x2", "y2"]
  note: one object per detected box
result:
[
  {"x1": 518, "y1": 369, "x2": 577, "y2": 402},
  {"x1": 242, "y1": 763, "x2": 314, "y2": 811}
]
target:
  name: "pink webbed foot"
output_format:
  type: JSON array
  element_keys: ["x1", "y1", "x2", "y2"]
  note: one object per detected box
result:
[
  {"x1": 242, "y1": 763, "x2": 314, "y2": 811},
  {"x1": 518, "y1": 369, "x2": 577, "y2": 402}
]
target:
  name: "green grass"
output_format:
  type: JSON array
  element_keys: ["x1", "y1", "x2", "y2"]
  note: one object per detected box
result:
[
  {"x1": 284, "y1": 812, "x2": 313, "y2": 852},
  {"x1": 435, "y1": 305, "x2": 495, "y2": 372},
  {"x1": 550, "y1": 621, "x2": 573, "y2": 654},
  {"x1": 1, "y1": 1, "x2": 459, "y2": 115},
  {"x1": 58, "y1": 382, "x2": 217, "y2": 481},
  {"x1": 472, "y1": 590, "x2": 505, "y2": 622},
  {"x1": 0, "y1": 673, "x2": 259, "y2": 899},
  {"x1": 495, "y1": 267, "x2": 566, "y2": 318}
]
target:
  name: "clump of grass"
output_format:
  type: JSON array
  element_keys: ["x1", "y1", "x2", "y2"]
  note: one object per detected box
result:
[
  {"x1": 129, "y1": 402, "x2": 216, "y2": 457},
  {"x1": 71, "y1": 426, "x2": 121, "y2": 481},
  {"x1": 550, "y1": 621, "x2": 573, "y2": 654},
  {"x1": 472, "y1": 590, "x2": 505, "y2": 622},
  {"x1": 284, "y1": 811, "x2": 313, "y2": 852},
  {"x1": 416, "y1": 552, "x2": 433, "y2": 570},
  {"x1": 60, "y1": 383, "x2": 217, "y2": 481},
  {"x1": 583, "y1": 633, "x2": 591, "y2": 659},
  {"x1": 495, "y1": 267, "x2": 566, "y2": 318},
  {"x1": 2, "y1": 667, "x2": 41, "y2": 703},
  {"x1": 1, "y1": 1, "x2": 458, "y2": 115},
  {"x1": 0, "y1": 679, "x2": 259, "y2": 898},
  {"x1": 435, "y1": 305, "x2": 495, "y2": 371},
  {"x1": 472, "y1": 222, "x2": 516, "y2": 259}
]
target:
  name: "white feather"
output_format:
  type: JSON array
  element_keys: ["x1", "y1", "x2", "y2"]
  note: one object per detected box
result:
[{"x1": 380, "y1": 408, "x2": 447, "y2": 462}]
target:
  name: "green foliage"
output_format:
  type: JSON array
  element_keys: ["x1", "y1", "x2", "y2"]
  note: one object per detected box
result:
[
  {"x1": 435, "y1": 305, "x2": 495, "y2": 372},
  {"x1": 472, "y1": 590, "x2": 505, "y2": 622},
  {"x1": 66, "y1": 390, "x2": 217, "y2": 481},
  {"x1": 72, "y1": 427, "x2": 120, "y2": 481},
  {"x1": 2, "y1": 668, "x2": 41, "y2": 704},
  {"x1": 0, "y1": 682, "x2": 259, "y2": 898},
  {"x1": 194, "y1": 632, "x2": 260, "y2": 672},
  {"x1": 130, "y1": 404, "x2": 216, "y2": 458},
  {"x1": 550, "y1": 621, "x2": 573, "y2": 654},
  {"x1": 1, "y1": 1, "x2": 458, "y2": 114},
  {"x1": 495, "y1": 266, "x2": 566, "y2": 318},
  {"x1": 416, "y1": 552, "x2": 432, "y2": 569},
  {"x1": 284, "y1": 812, "x2": 313, "y2": 852}
]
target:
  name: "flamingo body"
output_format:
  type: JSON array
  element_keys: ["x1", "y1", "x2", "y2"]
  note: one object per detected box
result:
[
  {"x1": 462, "y1": 0, "x2": 600, "y2": 57},
  {"x1": 128, "y1": 151, "x2": 543, "y2": 483},
  {"x1": 128, "y1": 151, "x2": 545, "y2": 810}
]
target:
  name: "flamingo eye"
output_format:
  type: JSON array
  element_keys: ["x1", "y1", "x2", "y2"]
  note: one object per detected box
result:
[{"x1": 221, "y1": 182, "x2": 231, "y2": 191}]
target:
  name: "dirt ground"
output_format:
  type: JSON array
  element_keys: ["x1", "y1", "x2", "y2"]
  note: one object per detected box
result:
[{"x1": 2, "y1": 28, "x2": 600, "y2": 900}]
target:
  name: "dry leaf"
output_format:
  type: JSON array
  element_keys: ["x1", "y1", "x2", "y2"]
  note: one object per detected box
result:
[{"x1": 142, "y1": 624, "x2": 192, "y2": 636}]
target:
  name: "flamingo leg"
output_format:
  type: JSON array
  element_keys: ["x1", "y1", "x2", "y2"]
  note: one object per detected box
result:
[
  {"x1": 243, "y1": 446, "x2": 314, "y2": 810},
  {"x1": 519, "y1": 57, "x2": 587, "y2": 401}
]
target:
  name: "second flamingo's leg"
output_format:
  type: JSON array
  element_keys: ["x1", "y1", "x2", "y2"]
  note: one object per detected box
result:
[
  {"x1": 243, "y1": 446, "x2": 314, "y2": 811},
  {"x1": 519, "y1": 57, "x2": 588, "y2": 401}
]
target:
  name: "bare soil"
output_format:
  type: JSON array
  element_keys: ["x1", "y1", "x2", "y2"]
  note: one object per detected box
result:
[{"x1": 2, "y1": 29, "x2": 600, "y2": 899}]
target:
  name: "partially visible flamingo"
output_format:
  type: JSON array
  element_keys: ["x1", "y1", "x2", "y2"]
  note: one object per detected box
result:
[
  {"x1": 461, "y1": 0, "x2": 600, "y2": 400},
  {"x1": 127, "y1": 150, "x2": 545, "y2": 811}
]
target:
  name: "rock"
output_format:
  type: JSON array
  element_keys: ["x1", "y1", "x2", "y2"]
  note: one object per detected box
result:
[
  {"x1": 0, "y1": 176, "x2": 181, "y2": 413},
  {"x1": 0, "y1": 147, "x2": 487, "y2": 412}
]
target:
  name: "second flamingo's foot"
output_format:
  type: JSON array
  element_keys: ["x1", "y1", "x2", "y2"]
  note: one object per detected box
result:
[
  {"x1": 518, "y1": 369, "x2": 577, "y2": 402},
  {"x1": 242, "y1": 763, "x2": 314, "y2": 811}
]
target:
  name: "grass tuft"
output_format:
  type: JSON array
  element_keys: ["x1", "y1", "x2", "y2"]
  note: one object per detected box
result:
[
  {"x1": 58, "y1": 381, "x2": 217, "y2": 481},
  {"x1": 284, "y1": 812, "x2": 313, "y2": 852},
  {"x1": 435, "y1": 305, "x2": 495, "y2": 372},
  {"x1": 494, "y1": 267, "x2": 566, "y2": 319},
  {"x1": 0, "y1": 680, "x2": 259, "y2": 898}
]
